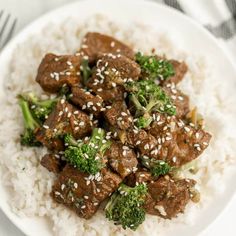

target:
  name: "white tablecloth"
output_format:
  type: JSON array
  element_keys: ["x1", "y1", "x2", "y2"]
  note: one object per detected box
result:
[{"x1": 0, "y1": 0, "x2": 235, "y2": 235}]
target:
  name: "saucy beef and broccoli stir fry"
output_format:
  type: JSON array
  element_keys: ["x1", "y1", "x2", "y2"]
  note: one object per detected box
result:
[{"x1": 18, "y1": 32, "x2": 211, "y2": 230}]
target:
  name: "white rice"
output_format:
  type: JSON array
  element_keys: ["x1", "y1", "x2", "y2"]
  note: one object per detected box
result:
[{"x1": 0, "y1": 14, "x2": 236, "y2": 236}]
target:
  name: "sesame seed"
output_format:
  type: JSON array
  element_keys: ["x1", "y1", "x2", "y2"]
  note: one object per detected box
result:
[
  {"x1": 81, "y1": 205, "x2": 86, "y2": 209},
  {"x1": 61, "y1": 184, "x2": 65, "y2": 191},
  {"x1": 136, "y1": 140, "x2": 141, "y2": 145},
  {"x1": 60, "y1": 99, "x2": 65, "y2": 104},
  {"x1": 110, "y1": 41, "x2": 115, "y2": 47},
  {"x1": 87, "y1": 102, "x2": 93, "y2": 107},
  {"x1": 82, "y1": 105, "x2": 86, "y2": 110},
  {"x1": 59, "y1": 111, "x2": 63, "y2": 116},
  {"x1": 203, "y1": 142, "x2": 208, "y2": 146},
  {"x1": 121, "y1": 112, "x2": 127, "y2": 116},
  {"x1": 67, "y1": 112, "x2": 72, "y2": 118},
  {"x1": 196, "y1": 147, "x2": 201, "y2": 151},
  {"x1": 74, "y1": 183, "x2": 78, "y2": 189},
  {"x1": 43, "y1": 125, "x2": 49, "y2": 129},
  {"x1": 166, "y1": 136, "x2": 172, "y2": 141},
  {"x1": 144, "y1": 144, "x2": 149, "y2": 150},
  {"x1": 84, "y1": 195, "x2": 89, "y2": 199},
  {"x1": 97, "y1": 88, "x2": 103, "y2": 92},
  {"x1": 74, "y1": 111, "x2": 79, "y2": 114},
  {"x1": 172, "y1": 156, "x2": 177, "y2": 162},
  {"x1": 79, "y1": 121, "x2": 85, "y2": 126},
  {"x1": 184, "y1": 126, "x2": 191, "y2": 132}
]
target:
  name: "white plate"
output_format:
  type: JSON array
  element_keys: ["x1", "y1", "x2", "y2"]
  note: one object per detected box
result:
[{"x1": 0, "y1": 0, "x2": 236, "y2": 235}]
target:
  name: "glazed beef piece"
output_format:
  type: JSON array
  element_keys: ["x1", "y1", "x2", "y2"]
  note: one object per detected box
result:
[
  {"x1": 51, "y1": 165, "x2": 122, "y2": 219},
  {"x1": 125, "y1": 170, "x2": 152, "y2": 187},
  {"x1": 87, "y1": 54, "x2": 141, "y2": 103},
  {"x1": 78, "y1": 32, "x2": 135, "y2": 62},
  {"x1": 164, "y1": 60, "x2": 188, "y2": 85},
  {"x1": 104, "y1": 100, "x2": 133, "y2": 130},
  {"x1": 36, "y1": 53, "x2": 81, "y2": 93},
  {"x1": 71, "y1": 86, "x2": 104, "y2": 116},
  {"x1": 126, "y1": 129, "x2": 157, "y2": 155},
  {"x1": 163, "y1": 83, "x2": 190, "y2": 118},
  {"x1": 144, "y1": 176, "x2": 196, "y2": 219},
  {"x1": 87, "y1": 81, "x2": 125, "y2": 103},
  {"x1": 36, "y1": 100, "x2": 92, "y2": 150},
  {"x1": 149, "y1": 114, "x2": 211, "y2": 167},
  {"x1": 105, "y1": 142, "x2": 138, "y2": 178},
  {"x1": 40, "y1": 153, "x2": 66, "y2": 173}
]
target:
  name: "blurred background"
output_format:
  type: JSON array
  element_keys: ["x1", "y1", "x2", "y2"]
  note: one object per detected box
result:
[{"x1": 0, "y1": 0, "x2": 235, "y2": 235}]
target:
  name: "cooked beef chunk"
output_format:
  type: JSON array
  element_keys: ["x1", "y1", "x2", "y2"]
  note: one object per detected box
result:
[
  {"x1": 36, "y1": 53, "x2": 81, "y2": 93},
  {"x1": 104, "y1": 100, "x2": 133, "y2": 130},
  {"x1": 86, "y1": 54, "x2": 140, "y2": 103},
  {"x1": 71, "y1": 86, "x2": 104, "y2": 116},
  {"x1": 164, "y1": 60, "x2": 188, "y2": 85},
  {"x1": 125, "y1": 170, "x2": 152, "y2": 187},
  {"x1": 163, "y1": 83, "x2": 190, "y2": 118},
  {"x1": 105, "y1": 142, "x2": 138, "y2": 178},
  {"x1": 40, "y1": 153, "x2": 66, "y2": 173},
  {"x1": 149, "y1": 114, "x2": 212, "y2": 167},
  {"x1": 51, "y1": 165, "x2": 122, "y2": 219},
  {"x1": 127, "y1": 129, "x2": 157, "y2": 155},
  {"x1": 78, "y1": 32, "x2": 135, "y2": 62},
  {"x1": 95, "y1": 54, "x2": 141, "y2": 83},
  {"x1": 144, "y1": 176, "x2": 196, "y2": 219},
  {"x1": 36, "y1": 100, "x2": 92, "y2": 150},
  {"x1": 87, "y1": 79, "x2": 125, "y2": 103}
]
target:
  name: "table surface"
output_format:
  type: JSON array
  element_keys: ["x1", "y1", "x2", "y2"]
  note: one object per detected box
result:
[{"x1": 0, "y1": 0, "x2": 235, "y2": 235}]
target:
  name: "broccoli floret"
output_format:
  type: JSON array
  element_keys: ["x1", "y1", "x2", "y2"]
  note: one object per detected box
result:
[
  {"x1": 18, "y1": 96, "x2": 41, "y2": 147},
  {"x1": 135, "y1": 52, "x2": 175, "y2": 80},
  {"x1": 19, "y1": 92, "x2": 58, "y2": 123},
  {"x1": 141, "y1": 157, "x2": 171, "y2": 177},
  {"x1": 127, "y1": 79, "x2": 176, "y2": 117},
  {"x1": 81, "y1": 59, "x2": 92, "y2": 85},
  {"x1": 105, "y1": 183, "x2": 148, "y2": 230},
  {"x1": 64, "y1": 128, "x2": 111, "y2": 175},
  {"x1": 135, "y1": 115, "x2": 153, "y2": 129}
]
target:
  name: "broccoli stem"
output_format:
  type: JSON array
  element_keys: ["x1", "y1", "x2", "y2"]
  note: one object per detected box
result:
[
  {"x1": 19, "y1": 98, "x2": 39, "y2": 130},
  {"x1": 89, "y1": 128, "x2": 111, "y2": 154},
  {"x1": 81, "y1": 59, "x2": 92, "y2": 85},
  {"x1": 18, "y1": 96, "x2": 41, "y2": 147}
]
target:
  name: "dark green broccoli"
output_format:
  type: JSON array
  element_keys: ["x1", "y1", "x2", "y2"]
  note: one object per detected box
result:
[
  {"x1": 141, "y1": 157, "x2": 171, "y2": 177},
  {"x1": 135, "y1": 52, "x2": 175, "y2": 80},
  {"x1": 105, "y1": 183, "x2": 148, "y2": 230},
  {"x1": 18, "y1": 96, "x2": 41, "y2": 147},
  {"x1": 81, "y1": 59, "x2": 92, "y2": 85},
  {"x1": 126, "y1": 79, "x2": 176, "y2": 118},
  {"x1": 19, "y1": 92, "x2": 58, "y2": 123},
  {"x1": 64, "y1": 128, "x2": 111, "y2": 175}
]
